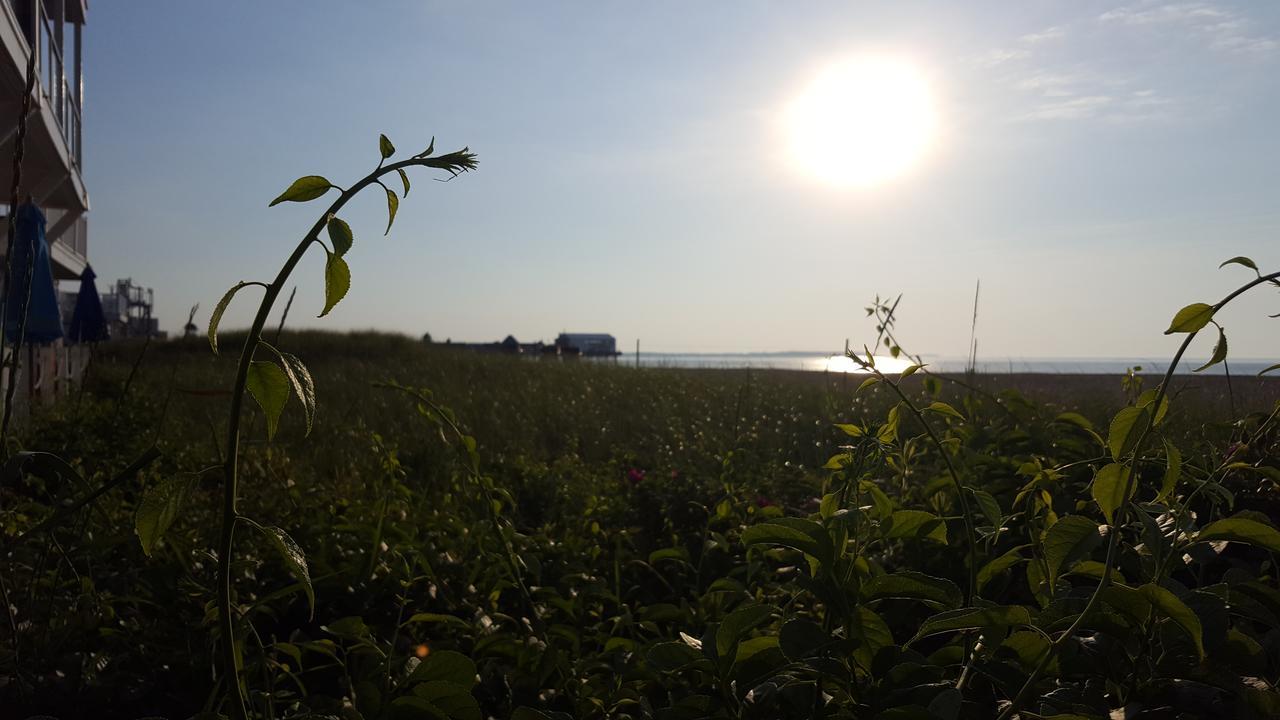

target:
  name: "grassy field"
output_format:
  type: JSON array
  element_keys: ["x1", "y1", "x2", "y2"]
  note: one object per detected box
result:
[{"x1": 4, "y1": 331, "x2": 1279, "y2": 719}]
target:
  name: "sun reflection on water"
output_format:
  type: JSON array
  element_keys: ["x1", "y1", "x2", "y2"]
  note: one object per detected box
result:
[{"x1": 822, "y1": 354, "x2": 917, "y2": 374}]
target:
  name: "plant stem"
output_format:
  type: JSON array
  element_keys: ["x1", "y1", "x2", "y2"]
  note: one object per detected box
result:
[
  {"x1": 996, "y1": 269, "x2": 1280, "y2": 720},
  {"x1": 216, "y1": 152, "x2": 474, "y2": 719}
]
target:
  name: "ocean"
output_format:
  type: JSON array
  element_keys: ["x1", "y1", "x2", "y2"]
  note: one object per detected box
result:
[{"x1": 620, "y1": 352, "x2": 1277, "y2": 376}]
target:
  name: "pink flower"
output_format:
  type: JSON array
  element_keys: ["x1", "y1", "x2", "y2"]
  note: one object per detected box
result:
[{"x1": 627, "y1": 468, "x2": 646, "y2": 485}]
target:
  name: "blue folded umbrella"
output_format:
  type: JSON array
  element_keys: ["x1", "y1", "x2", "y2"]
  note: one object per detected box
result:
[
  {"x1": 4, "y1": 203, "x2": 64, "y2": 344},
  {"x1": 69, "y1": 264, "x2": 108, "y2": 343}
]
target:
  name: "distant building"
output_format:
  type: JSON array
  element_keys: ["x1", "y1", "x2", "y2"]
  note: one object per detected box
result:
[{"x1": 556, "y1": 333, "x2": 618, "y2": 357}]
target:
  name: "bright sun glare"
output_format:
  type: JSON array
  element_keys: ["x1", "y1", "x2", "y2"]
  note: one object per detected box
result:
[{"x1": 787, "y1": 56, "x2": 937, "y2": 188}]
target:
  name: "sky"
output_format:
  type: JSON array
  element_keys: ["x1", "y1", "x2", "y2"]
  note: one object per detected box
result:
[{"x1": 82, "y1": 1, "x2": 1280, "y2": 359}]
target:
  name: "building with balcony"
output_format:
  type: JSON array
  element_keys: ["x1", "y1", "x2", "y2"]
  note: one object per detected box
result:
[{"x1": 0, "y1": 1, "x2": 88, "y2": 406}]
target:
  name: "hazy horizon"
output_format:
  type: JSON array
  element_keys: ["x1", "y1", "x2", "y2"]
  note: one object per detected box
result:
[{"x1": 83, "y1": 2, "x2": 1280, "y2": 358}]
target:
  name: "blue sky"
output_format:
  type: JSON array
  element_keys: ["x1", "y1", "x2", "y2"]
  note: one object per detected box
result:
[{"x1": 83, "y1": 1, "x2": 1280, "y2": 358}]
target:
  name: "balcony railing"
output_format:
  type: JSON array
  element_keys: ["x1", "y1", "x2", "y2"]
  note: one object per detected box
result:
[{"x1": 9, "y1": 1, "x2": 83, "y2": 172}]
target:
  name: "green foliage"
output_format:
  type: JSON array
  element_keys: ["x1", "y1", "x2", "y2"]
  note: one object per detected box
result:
[
  {"x1": 320, "y1": 251, "x2": 350, "y2": 317},
  {"x1": 269, "y1": 175, "x2": 335, "y2": 206},
  {"x1": 327, "y1": 215, "x2": 354, "y2": 257},
  {"x1": 8, "y1": 177, "x2": 1280, "y2": 720},
  {"x1": 1164, "y1": 302, "x2": 1215, "y2": 334},
  {"x1": 134, "y1": 473, "x2": 198, "y2": 556},
  {"x1": 209, "y1": 281, "x2": 255, "y2": 355},
  {"x1": 245, "y1": 359, "x2": 290, "y2": 439}
]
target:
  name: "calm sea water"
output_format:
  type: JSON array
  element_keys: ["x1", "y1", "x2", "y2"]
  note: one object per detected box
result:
[{"x1": 621, "y1": 352, "x2": 1277, "y2": 376}]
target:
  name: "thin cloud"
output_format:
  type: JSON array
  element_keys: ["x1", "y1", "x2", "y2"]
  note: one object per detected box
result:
[
  {"x1": 1019, "y1": 26, "x2": 1067, "y2": 44},
  {"x1": 1019, "y1": 95, "x2": 1113, "y2": 121},
  {"x1": 1100, "y1": 2, "x2": 1277, "y2": 57}
]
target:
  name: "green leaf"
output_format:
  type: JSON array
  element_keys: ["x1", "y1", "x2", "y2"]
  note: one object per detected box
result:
[
  {"x1": 1195, "y1": 517, "x2": 1280, "y2": 553},
  {"x1": 646, "y1": 641, "x2": 703, "y2": 671},
  {"x1": 397, "y1": 167, "x2": 411, "y2": 197},
  {"x1": 834, "y1": 422, "x2": 864, "y2": 437},
  {"x1": 247, "y1": 520, "x2": 315, "y2": 618},
  {"x1": 379, "y1": 133, "x2": 395, "y2": 159},
  {"x1": 1159, "y1": 439, "x2": 1181, "y2": 501},
  {"x1": 1139, "y1": 583, "x2": 1204, "y2": 658},
  {"x1": 269, "y1": 175, "x2": 334, "y2": 206},
  {"x1": 977, "y1": 546, "x2": 1026, "y2": 593},
  {"x1": 1042, "y1": 515, "x2": 1103, "y2": 591},
  {"x1": 742, "y1": 518, "x2": 833, "y2": 565},
  {"x1": 277, "y1": 351, "x2": 316, "y2": 435},
  {"x1": 208, "y1": 281, "x2": 254, "y2": 356},
  {"x1": 908, "y1": 606, "x2": 1031, "y2": 645},
  {"x1": 1108, "y1": 405, "x2": 1151, "y2": 461},
  {"x1": 1163, "y1": 302, "x2": 1214, "y2": 334},
  {"x1": 416, "y1": 136, "x2": 435, "y2": 158},
  {"x1": 715, "y1": 605, "x2": 773, "y2": 659},
  {"x1": 1091, "y1": 463, "x2": 1133, "y2": 525},
  {"x1": 857, "y1": 376, "x2": 880, "y2": 393},
  {"x1": 319, "y1": 252, "x2": 350, "y2": 318},
  {"x1": 863, "y1": 571, "x2": 962, "y2": 609},
  {"x1": 849, "y1": 605, "x2": 893, "y2": 668},
  {"x1": 246, "y1": 360, "x2": 290, "y2": 440},
  {"x1": 886, "y1": 509, "x2": 947, "y2": 543},
  {"x1": 406, "y1": 649, "x2": 477, "y2": 686},
  {"x1": 924, "y1": 401, "x2": 965, "y2": 422},
  {"x1": 1219, "y1": 256, "x2": 1258, "y2": 273},
  {"x1": 778, "y1": 618, "x2": 832, "y2": 661},
  {"x1": 901, "y1": 363, "x2": 924, "y2": 379},
  {"x1": 1193, "y1": 326, "x2": 1227, "y2": 372},
  {"x1": 971, "y1": 488, "x2": 1003, "y2": 529},
  {"x1": 327, "y1": 216, "x2": 354, "y2": 258},
  {"x1": 384, "y1": 187, "x2": 399, "y2": 235},
  {"x1": 403, "y1": 613, "x2": 471, "y2": 631},
  {"x1": 135, "y1": 474, "x2": 198, "y2": 557}
]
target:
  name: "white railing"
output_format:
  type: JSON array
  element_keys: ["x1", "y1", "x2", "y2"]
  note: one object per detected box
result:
[{"x1": 34, "y1": 1, "x2": 82, "y2": 171}]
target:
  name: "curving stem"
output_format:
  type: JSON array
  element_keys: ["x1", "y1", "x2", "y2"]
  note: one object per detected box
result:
[{"x1": 215, "y1": 151, "x2": 474, "y2": 720}]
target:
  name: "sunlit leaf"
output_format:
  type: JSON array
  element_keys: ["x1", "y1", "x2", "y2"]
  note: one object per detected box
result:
[
  {"x1": 379, "y1": 133, "x2": 395, "y2": 159},
  {"x1": 384, "y1": 187, "x2": 399, "y2": 235},
  {"x1": 925, "y1": 401, "x2": 965, "y2": 422},
  {"x1": 1043, "y1": 515, "x2": 1103, "y2": 591},
  {"x1": 886, "y1": 509, "x2": 947, "y2": 543},
  {"x1": 1091, "y1": 462, "x2": 1132, "y2": 525},
  {"x1": 1108, "y1": 405, "x2": 1151, "y2": 461},
  {"x1": 326, "y1": 216, "x2": 353, "y2": 258},
  {"x1": 742, "y1": 518, "x2": 833, "y2": 565},
  {"x1": 1219, "y1": 256, "x2": 1258, "y2": 273},
  {"x1": 135, "y1": 474, "x2": 198, "y2": 556},
  {"x1": 278, "y1": 350, "x2": 316, "y2": 435},
  {"x1": 1139, "y1": 583, "x2": 1204, "y2": 658},
  {"x1": 246, "y1": 360, "x2": 290, "y2": 440},
  {"x1": 1163, "y1": 302, "x2": 1214, "y2": 334},
  {"x1": 396, "y1": 167, "x2": 411, "y2": 197},
  {"x1": 247, "y1": 519, "x2": 315, "y2": 618},
  {"x1": 319, "y1": 252, "x2": 350, "y2": 318},
  {"x1": 209, "y1": 281, "x2": 255, "y2": 356},
  {"x1": 1195, "y1": 516, "x2": 1280, "y2": 553},
  {"x1": 1193, "y1": 326, "x2": 1227, "y2": 373},
  {"x1": 269, "y1": 175, "x2": 334, "y2": 206}
]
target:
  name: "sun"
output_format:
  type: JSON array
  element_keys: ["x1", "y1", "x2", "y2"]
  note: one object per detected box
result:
[{"x1": 786, "y1": 56, "x2": 938, "y2": 188}]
